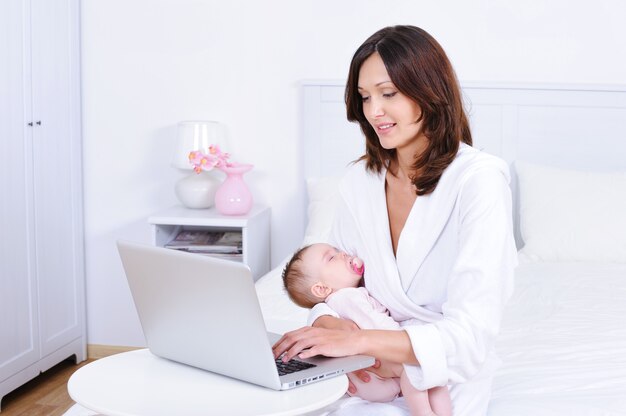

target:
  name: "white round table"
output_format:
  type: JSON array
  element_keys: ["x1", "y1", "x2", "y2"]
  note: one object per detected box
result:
[{"x1": 68, "y1": 349, "x2": 348, "y2": 416}]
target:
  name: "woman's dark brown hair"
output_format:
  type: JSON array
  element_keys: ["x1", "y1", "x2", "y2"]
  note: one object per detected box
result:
[{"x1": 345, "y1": 25, "x2": 472, "y2": 196}]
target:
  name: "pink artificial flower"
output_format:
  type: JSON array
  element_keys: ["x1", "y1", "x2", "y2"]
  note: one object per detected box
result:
[{"x1": 188, "y1": 145, "x2": 231, "y2": 173}]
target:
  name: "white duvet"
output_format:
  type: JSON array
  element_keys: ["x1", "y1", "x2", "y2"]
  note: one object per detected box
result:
[{"x1": 256, "y1": 260, "x2": 626, "y2": 415}]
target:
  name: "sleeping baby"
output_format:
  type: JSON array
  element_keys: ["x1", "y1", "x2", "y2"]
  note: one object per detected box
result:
[{"x1": 281, "y1": 243, "x2": 451, "y2": 416}]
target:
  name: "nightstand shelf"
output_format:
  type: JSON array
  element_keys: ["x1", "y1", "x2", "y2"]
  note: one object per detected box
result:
[{"x1": 148, "y1": 205, "x2": 270, "y2": 281}]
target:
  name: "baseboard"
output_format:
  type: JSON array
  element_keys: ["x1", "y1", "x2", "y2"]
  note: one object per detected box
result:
[{"x1": 87, "y1": 344, "x2": 143, "y2": 359}]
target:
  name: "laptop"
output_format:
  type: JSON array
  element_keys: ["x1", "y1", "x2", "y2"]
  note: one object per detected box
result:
[{"x1": 116, "y1": 240, "x2": 375, "y2": 390}]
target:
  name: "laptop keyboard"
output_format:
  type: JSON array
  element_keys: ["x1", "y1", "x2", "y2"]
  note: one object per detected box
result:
[{"x1": 275, "y1": 357, "x2": 316, "y2": 376}]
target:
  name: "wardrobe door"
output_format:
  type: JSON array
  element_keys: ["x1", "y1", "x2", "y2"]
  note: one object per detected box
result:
[
  {"x1": 30, "y1": 0, "x2": 85, "y2": 358},
  {"x1": 0, "y1": 0, "x2": 40, "y2": 380}
]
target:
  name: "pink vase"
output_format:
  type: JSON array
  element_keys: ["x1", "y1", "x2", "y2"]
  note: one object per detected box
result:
[{"x1": 215, "y1": 163, "x2": 254, "y2": 215}]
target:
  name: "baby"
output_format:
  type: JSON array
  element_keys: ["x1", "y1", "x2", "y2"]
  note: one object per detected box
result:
[{"x1": 282, "y1": 243, "x2": 451, "y2": 416}]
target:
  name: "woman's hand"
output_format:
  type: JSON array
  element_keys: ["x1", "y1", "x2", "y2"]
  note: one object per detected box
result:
[
  {"x1": 312, "y1": 315, "x2": 359, "y2": 331},
  {"x1": 346, "y1": 360, "x2": 401, "y2": 394},
  {"x1": 367, "y1": 359, "x2": 402, "y2": 378},
  {"x1": 272, "y1": 326, "x2": 363, "y2": 362}
]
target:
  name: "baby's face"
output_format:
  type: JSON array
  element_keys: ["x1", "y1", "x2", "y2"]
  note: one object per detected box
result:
[{"x1": 301, "y1": 243, "x2": 364, "y2": 291}]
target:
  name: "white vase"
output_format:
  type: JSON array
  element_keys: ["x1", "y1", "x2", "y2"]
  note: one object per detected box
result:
[{"x1": 175, "y1": 171, "x2": 221, "y2": 209}]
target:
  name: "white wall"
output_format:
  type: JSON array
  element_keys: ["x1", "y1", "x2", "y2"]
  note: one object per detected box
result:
[{"x1": 81, "y1": 0, "x2": 626, "y2": 346}]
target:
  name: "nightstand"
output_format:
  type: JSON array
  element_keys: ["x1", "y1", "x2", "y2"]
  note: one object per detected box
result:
[{"x1": 148, "y1": 205, "x2": 270, "y2": 281}]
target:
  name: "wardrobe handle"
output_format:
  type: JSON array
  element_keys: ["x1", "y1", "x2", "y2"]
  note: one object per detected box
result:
[
  {"x1": 28, "y1": 122, "x2": 33, "y2": 126},
  {"x1": 36, "y1": 121, "x2": 42, "y2": 125}
]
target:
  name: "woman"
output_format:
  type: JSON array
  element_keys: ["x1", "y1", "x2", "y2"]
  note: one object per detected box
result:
[{"x1": 273, "y1": 25, "x2": 517, "y2": 415}]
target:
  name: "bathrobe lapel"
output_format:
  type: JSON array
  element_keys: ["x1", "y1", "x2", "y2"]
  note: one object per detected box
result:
[
  {"x1": 338, "y1": 163, "x2": 443, "y2": 322},
  {"x1": 338, "y1": 145, "x2": 508, "y2": 323},
  {"x1": 395, "y1": 168, "x2": 462, "y2": 291},
  {"x1": 344, "y1": 159, "x2": 463, "y2": 293},
  {"x1": 340, "y1": 167, "x2": 401, "y2": 311},
  {"x1": 396, "y1": 144, "x2": 506, "y2": 290}
]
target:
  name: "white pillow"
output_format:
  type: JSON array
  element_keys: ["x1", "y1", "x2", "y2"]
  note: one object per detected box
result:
[
  {"x1": 255, "y1": 177, "x2": 341, "y2": 330},
  {"x1": 516, "y1": 161, "x2": 626, "y2": 263},
  {"x1": 302, "y1": 177, "x2": 340, "y2": 245},
  {"x1": 255, "y1": 256, "x2": 309, "y2": 331}
]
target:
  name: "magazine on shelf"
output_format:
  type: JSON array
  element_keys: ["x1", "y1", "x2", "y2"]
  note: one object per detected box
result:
[
  {"x1": 197, "y1": 252, "x2": 243, "y2": 262},
  {"x1": 165, "y1": 230, "x2": 242, "y2": 254}
]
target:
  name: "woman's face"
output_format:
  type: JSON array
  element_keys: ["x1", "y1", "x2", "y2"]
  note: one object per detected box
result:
[{"x1": 357, "y1": 52, "x2": 425, "y2": 154}]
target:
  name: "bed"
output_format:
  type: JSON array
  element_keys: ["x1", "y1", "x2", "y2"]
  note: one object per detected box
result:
[{"x1": 256, "y1": 81, "x2": 626, "y2": 415}]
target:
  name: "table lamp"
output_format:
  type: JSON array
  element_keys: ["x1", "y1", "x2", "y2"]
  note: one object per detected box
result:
[{"x1": 171, "y1": 121, "x2": 228, "y2": 209}]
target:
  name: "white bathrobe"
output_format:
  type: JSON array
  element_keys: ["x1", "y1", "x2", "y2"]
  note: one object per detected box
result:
[{"x1": 309, "y1": 144, "x2": 517, "y2": 415}]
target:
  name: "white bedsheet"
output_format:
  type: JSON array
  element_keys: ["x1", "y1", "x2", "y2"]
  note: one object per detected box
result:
[
  {"x1": 255, "y1": 260, "x2": 626, "y2": 415},
  {"x1": 489, "y1": 261, "x2": 626, "y2": 415}
]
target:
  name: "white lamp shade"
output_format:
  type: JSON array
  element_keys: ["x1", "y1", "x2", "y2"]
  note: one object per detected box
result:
[{"x1": 171, "y1": 120, "x2": 228, "y2": 170}]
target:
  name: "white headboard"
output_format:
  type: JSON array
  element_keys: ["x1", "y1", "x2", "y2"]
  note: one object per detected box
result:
[{"x1": 300, "y1": 80, "x2": 626, "y2": 247}]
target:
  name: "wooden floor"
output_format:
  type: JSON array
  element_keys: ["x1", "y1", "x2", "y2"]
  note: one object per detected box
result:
[{"x1": 0, "y1": 358, "x2": 94, "y2": 416}]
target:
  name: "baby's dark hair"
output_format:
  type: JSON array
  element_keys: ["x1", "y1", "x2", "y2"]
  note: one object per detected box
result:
[{"x1": 282, "y1": 245, "x2": 322, "y2": 309}]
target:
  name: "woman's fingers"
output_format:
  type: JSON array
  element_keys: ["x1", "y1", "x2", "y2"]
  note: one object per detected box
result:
[
  {"x1": 272, "y1": 326, "x2": 317, "y2": 360},
  {"x1": 347, "y1": 379, "x2": 357, "y2": 394},
  {"x1": 272, "y1": 326, "x2": 363, "y2": 361},
  {"x1": 347, "y1": 368, "x2": 375, "y2": 394},
  {"x1": 366, "y1": 359, "x2": 400, "y2": 378},
  {"x1": 351, "y1": 368, "x2": 371, "y2": 382}
]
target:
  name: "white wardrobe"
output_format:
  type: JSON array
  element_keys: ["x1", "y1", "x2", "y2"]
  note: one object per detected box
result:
[{"x1": 0, "y1": 0, "x2": 86, "y2": 409}]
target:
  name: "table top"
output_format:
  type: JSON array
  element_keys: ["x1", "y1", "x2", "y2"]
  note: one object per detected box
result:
[
  {"x1": 68, "y1": 349, "x2": 348, "y2": 416},
  {"x1": 148, "y1": 205, "x2": 270, "y2": 226}
]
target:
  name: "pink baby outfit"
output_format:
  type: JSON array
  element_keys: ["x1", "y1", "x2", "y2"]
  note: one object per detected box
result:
[{"x1": 325, "y1": 287, "x2": 404, "y2": 402}]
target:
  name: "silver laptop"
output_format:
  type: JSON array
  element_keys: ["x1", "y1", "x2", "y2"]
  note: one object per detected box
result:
[{"x1": 117, "y1": 240, "x2": 375, "y2": 390}]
